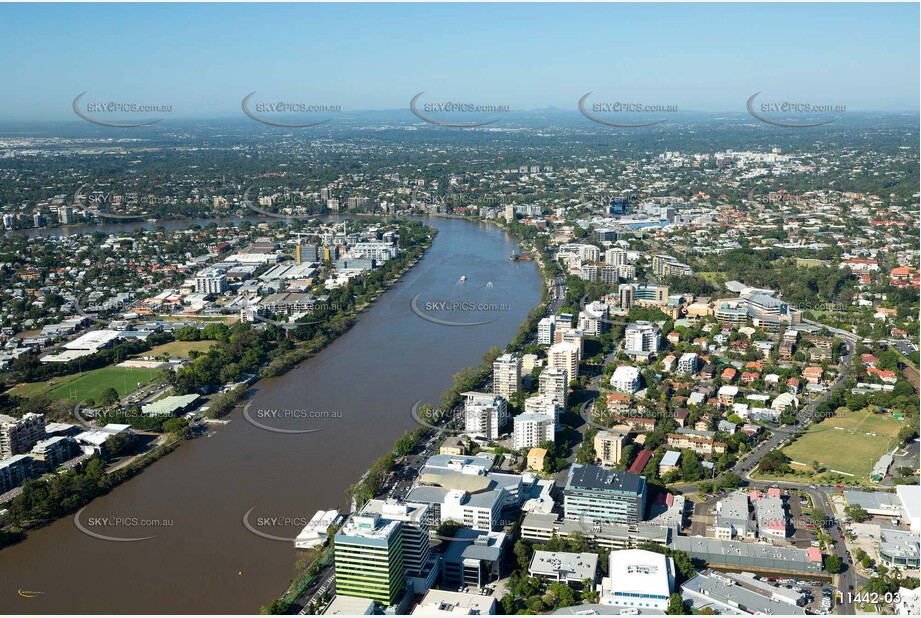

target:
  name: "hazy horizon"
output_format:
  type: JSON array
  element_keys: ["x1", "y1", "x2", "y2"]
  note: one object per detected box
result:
[{"x1": 0, "y1": 2, "x2": 918, "y2": 123}]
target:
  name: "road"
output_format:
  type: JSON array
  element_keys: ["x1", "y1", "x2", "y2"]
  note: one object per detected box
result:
[
  {"x1": 745, "y1": 478, "x2": 864, "y2": 615},
  {"x1": 731, "y1": 337, "x2": 854, "y2": 477}
]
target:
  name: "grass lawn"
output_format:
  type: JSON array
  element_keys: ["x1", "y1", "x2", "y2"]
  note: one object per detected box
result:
[
  {"x1": 782, "y1": 409, "x2": 903, "y2": 478},
  {"x1": 695, "y1": 271, "x2": 724, "y2": 287},
  {"x1": 139, "y1": 339, "x2": 215, "y2": 358},
  {"x1": 795, "y1": 258, "x2": 828, "y2": 268},
  {"x1": 10, "y1": 366, "x2": 161, "y2": 402}
]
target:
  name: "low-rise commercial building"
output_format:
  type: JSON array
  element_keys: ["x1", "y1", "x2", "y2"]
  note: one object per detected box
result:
[
  {"x1": 528, "y1": 551, "x2": 599, "y2": 587},
  {"x1": 681, "y1": 570, "x2": 807, "y2": 615},
  {"x1": 599, "y1": 549, "x2": 674, "y2": 611}
]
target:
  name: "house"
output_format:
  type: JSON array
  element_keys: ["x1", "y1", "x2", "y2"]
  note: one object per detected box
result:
[
  {"x1": 700, "y1": 364, "x2": 715, "y2": 380},
  {"x1": 717, "y1": 420, "x2": 738, "y2": 435},
  {"x1": 803, "y1": 366, "x2": 824, "y2": 385},
  {"x1": 868, "y1": 367, "x2": 898, "y2": 384},
  {"x1": 786, "y1": 377, "x2": 800, "y2": 393},
  {"x1": 606, "y1": 392, "x2": 632, "y2": 412},
  {"x1": 673, "y1": 408, "x2": 689, "y2": 428},
  {"x1": 659, "y1": 451, "x2": 681, "y2": 476},
  {"x1": 667, "y1": 331, "x2": 680, "y2": 344}
]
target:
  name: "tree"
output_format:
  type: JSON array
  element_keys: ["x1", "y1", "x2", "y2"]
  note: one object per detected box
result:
[
  {"x1": 667, "y1": 593, "x2": 688, "y2": 615},
  {"x1": 260, "y1": 599, "x2": 291, "y2": 615},
  {"x1": 162, "y1": 417, "x2": 192, "y2": 440},
  {"x1": 514, "y1": 539, "x2": 532, "y2": 571},
  {"x1": 99, "y1": 387, "x2": 120, "y2": 406},
  {"x1": 845, "y1": 504, "x2": 869, "y2": 523},
  {"x1": 825, "y1": 554, "x2": 842, "y2": 574}
]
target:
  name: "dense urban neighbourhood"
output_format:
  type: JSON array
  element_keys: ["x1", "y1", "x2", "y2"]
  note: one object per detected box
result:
[{"x1": 0, "y1": 116, "x2": 918, "y2": 616}]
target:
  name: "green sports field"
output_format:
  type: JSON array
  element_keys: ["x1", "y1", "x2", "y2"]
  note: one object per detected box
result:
[
  {"x1": 782, "y1": 409, "x2": 903, "y2": 478},
  {"x1": 10, "y1": 366, "x2": 161, "y2": 402}
]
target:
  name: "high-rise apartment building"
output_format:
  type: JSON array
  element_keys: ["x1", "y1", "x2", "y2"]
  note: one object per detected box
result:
[
  {"x1": 538, "y1": 368, "x2": 568, "y2": 409},
  {"x1": 463, "y1": 392, "x2": 508, "y2": 440},
  {"x1": 624, "y1": 322, "x2": 661, "y2": 354},
  {"x1": 492, "y1": 354, "x2": 521, "y2": 401},
  {"x1": 0, "y1": 413, "x2": 46, "y2": 459},
  {"x1": 548, "y1": 341, "x2": 579, "y2": 382}
]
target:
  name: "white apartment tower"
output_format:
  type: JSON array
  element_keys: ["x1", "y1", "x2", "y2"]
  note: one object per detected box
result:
[
  {"x1": 539, "y1": 367, "x2": 569, "y2": 409},
  {"x1": 492, "y1": 354, "x2": 521, "y2": 401},
  {"x1": 463, "y1": 392, "x2": 509, "y2": 440}
]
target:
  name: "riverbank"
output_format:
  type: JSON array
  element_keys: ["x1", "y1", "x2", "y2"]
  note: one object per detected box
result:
[
  {"x1": 0, "y1": 215, "x2": 542, "y2": 614},
  {"x1": 0, "y1": 222, "x2": 437, "y2": 550},
  {"x1": 272, "y1": 218, "x2": 554, "y2": 613}
]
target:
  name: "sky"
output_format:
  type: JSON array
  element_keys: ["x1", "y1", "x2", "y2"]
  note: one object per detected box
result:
[{"x1": 0, "y1": 2, "x2": 918, "y2": 121}]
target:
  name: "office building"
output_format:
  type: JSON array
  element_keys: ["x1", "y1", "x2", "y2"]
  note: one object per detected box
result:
[
  {"x1": 405, "y1": 486, "x2": 505, "y2": 533},
  {"x1": 295, "y1": 243, "x2": 319, "y2": 264},
  {"x1": 440, "y1": 529, "x2": 506, "y2": 590},
  {"x1": 350, "y1": 242, "x2": 397, "y2": 262},
  {"x1": 411, "y1": 590, "x2": 496, "y2": 616},
  {"x1": 564, "y1": 464, "x2": 646, "y2": 525},
  {"x1": 492, "y1": 354, "x2": 521, "y2": 401},
  {"x1": 462, "y1": 392, "x2": 508, "y2": 440},
  {"x1": 600, "y1": 549, "x2": 674, "y2": 611},
  {"x1": 681, "y1": 570, "x2": 807, "y2": 615},
  {"x1": 521, "y1": 513, "x2": 670, "y2": 550},
  {"x1": 528, "y1": 551, "x2": 598, "y2": 587},
  {"x1": 715, "y1": 491, "x2": 751, "y2": 539},
  {"x1": 609, "y1": 196, "x2": 629, "y2": 216},
  {"x1": 754, "y1": 495, "x2": 787, "y2": 539},
  {"x1": 357, "y1": 500, "x2": 431, "y2": 578},
  {"x1": 334, "y1": 512, "x2": 405, "y2": 606}
]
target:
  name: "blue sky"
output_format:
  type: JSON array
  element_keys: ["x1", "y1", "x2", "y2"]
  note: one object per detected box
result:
[{"x1": 0, "y1": 3, "x2": 918, "y2": 120}]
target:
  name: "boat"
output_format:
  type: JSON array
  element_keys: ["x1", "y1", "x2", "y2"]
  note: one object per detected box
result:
[{"x1": 459, "y1": 276, "x2": 466, "y2": 281}]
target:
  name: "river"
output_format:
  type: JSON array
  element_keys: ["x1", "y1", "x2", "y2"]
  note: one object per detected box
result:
[{"x1": 0, "y1": 216, "x2": 541, "y2": 614}]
